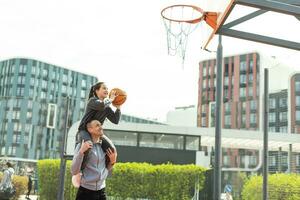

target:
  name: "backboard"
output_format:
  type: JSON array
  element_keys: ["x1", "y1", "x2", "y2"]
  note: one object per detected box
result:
[{"x1": 200, "y1": 0, "x2": 234, "y2": 50}]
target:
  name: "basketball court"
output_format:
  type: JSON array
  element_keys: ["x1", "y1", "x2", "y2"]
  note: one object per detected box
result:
[{"x1": 161, "y1": 1, "x2": 300, "y2": 199}]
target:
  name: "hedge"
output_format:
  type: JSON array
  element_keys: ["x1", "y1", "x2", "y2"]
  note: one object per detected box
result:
[
  {"x1": 37, "y1": 159, "x2": 206, "y2": 200},
  {"x1": 0, "y1": 173, "x2": 27, "y2": 200},
  {"x1": 242, "y1": 173, "x2": 300, "y2": 200}
]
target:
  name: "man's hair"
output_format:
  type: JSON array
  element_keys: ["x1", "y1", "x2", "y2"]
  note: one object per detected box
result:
[{"x1": 86, "y1": 120, "x2": 101, "y2": 129}]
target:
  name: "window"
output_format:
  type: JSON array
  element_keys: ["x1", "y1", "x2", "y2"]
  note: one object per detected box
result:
[
  {"x1": 225, "y1": 115, "x2": 231, "y2": 126},
  {"x1": 82, "y1": 79, "x2": 87, "y2": 88},
  {"x1": 249, "y1": 155, "x2": 257, "y2": 166},
  {"x1": 185, "y1": 136, "x2": 199, "y2": 150},
  {"x1": 296, "y1": 82, "x2": 300, "y2": 92},
  {"x1": 225, "y1": 102, "x2": 231, "y2": 112},
  {"x1": 248, "y1": 74, "x2": 253, "y2": 83},
  {"x1": 80, "y1": 90, "x2": 86, "y2": 98},
  {"x1": 296, "y1": 96, "x2": 300, "y2": 106},
  {"x1": 279, "y1": 98, "x2": 287, "y2": 107},
  {"x1": 240, "y1": 75, "x2": 246, "y2": 84},
  {"x1": 240, "y1": 61, "x2": 247, "y2": 71},
  {"x1": 250, "y1": 100, "x2": 256, "y2": 110},
  {"x1": 224, "y1": 77, "x2": 229, "y2": 86},
  {"x1": 250, "y1": 114, "x2": 256, "y2": 124},
  {"x1": 201, "y1": 117, "x2": 206, "y2": 127},
  {"x1": 140, "y1": 133, "x2": 184, "y2": 149},
  {"x1": 240, "y1": 88, "x2": 246, "y2": 97},
  {"x1": 279, "y1": 126, "x2": 287, "y2": 133},
  {"x1": 47, "y1": 104, "x2": 57, "y2": 129},
  {"x1": 248, "y1": 87, "x2": 253, "y2": 97},
  {"x1": 203, "y1": 80, "x2": 207, "y2": 89},
  {"x1": 269, "y1": 156, "x2": 276, "y2": 166},
  {"x1": 105, "y1": 130, "x2": 137, "y2": 146},
  {"x1": 223, "y1": 155, "x2": 230, "y2": 166},
  {"x1": 202, "y1": 67, "x2": 206, "y2": 76},
  {"x1": 269, "y1": 126, "x2": 276, "y2": 132},
  {"x1": 297, "y1": 111, "x2": 300, "y2": 121},
  {"x1": 269, "y1": 98, "x2": 276, "y2": 109},
  {"x1": 279, "y1": 112, "x2": 287, "y2": 122},
  {"x1": 269, "y1": 112, "x2": 276, "y2": 123}
]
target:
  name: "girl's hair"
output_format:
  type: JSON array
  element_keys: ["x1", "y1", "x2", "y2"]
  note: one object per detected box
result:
[
  {"x1": 6, "y1": 162, "x2": 13, "y2": 168},
  {"x1": 88, "y1": 82, "x2": 104, "y2": 99}
]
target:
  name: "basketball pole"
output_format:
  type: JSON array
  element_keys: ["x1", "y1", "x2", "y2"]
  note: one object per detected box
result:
[{"x1": 214, "y1": 34, "x2": 223, "y2": 200}]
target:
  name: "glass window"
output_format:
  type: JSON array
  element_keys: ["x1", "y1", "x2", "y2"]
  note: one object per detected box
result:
[
  {"x1": 240, "y1": 75, "x2": 246, "y2": 84},
  {"x1": 225, "y1": 115, "x2": 231, "y2": 126},
  {"x1": 202, "y1": 67, "x2": 206, "y2": 76},
  {"x1": 105, "y1": 130, "x2": 137, "y2": 146},
  {"x1": 279, "y1": 98, "x2": 287, "y2": 107},
  {"x1": 185, "y1": 136, "x2": 199, "y2": 150},
  {"x1": 250, "y1": 113, "x2": 256, "y2": 124},
  {"x1": 296, "y1": 111, "x2": 300, "y2": 121},
  {"x1": 279, "y1": 126, "x2": 287, "y2": 133},
  {"x1": 269, "y1": 112, "x2": 276, "y2": 123},
  {"x1": 269, "y1": 98, "x2": 276, "y2": 109},
  {"x1": 201, "y1": 117, "x2": 206, "y2": 127},
  {"x1": 139, "y1": 133, "x2": 184, "y2": 149},
  {"x1": 203, "y1": 80, "x2": 206, "y2": 88},
  {"x1": 248, "y1": 87, "x2": 253, "y2": 97},
  {"x1": 47, "y1": 104, "x2": 57, "y2": 128},
  {"x1": 225, "y1": 102, "x2": 231, "y2": 112},
  {"x1": 279, "y1": 112, "x2": 287, "y2": 122},
  {"x1": 223, "y1": 155, "x2": 230, "y2": 166},
  {"x1": 240, "y1": 88, "x2": 246, "y2": 97},
  {"x1": 296, "y1": 96, "x2": 300, "y2": 106},
  {"x1": 268, "y1": 156, "x2": 276, "y2": 166},
  {"x1": 249, "y1": 155, "x2": 257, "y2": 166},
  {"x1": 240, "y1": 61, "x2": 247, "y2": 71},
  {"x1": 269, "y1": 126, "x2": 276, "y2": 132},
  {"x1": 250, "y1": 100, "x2": 256, "y2": 110},
  {"x1": 224, "y1": 77, "x2": 229, "y2": 86},
  {"x1": 296, "y1": 82, "x2": 300, "y2": 92}
]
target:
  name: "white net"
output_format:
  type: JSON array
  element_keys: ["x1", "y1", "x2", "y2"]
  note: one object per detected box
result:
[{"x1": 162, "y1": 5, "x2": 203, "y2": 63}]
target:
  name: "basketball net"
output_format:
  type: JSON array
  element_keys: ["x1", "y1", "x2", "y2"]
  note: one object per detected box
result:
[{"x1": 161, "y1": 5, "x2": 218, "y2": 65}]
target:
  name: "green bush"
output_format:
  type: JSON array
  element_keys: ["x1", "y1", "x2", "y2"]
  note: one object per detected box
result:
[
  {"x1": 37, "y1": 160, "x2": 206, "y2": 200},
  {"x1": 242, "y1": 173, "x2": 300, "y2": 200},
  {"x1": 0, "y1": 173, "x2": 27, "y2": 200}
]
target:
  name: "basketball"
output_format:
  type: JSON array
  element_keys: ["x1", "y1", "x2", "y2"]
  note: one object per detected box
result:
[{"x1": 109, "y1": 88, "x2": 127, "y2": 106}]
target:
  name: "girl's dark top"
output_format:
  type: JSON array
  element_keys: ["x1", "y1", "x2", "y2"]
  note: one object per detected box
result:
[{"x1": 78, "y1": 97, "x2": 121, "y2": 131}]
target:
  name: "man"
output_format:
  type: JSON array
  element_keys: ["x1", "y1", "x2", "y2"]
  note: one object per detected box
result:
[{"x1": 71, "y1": 120, "x2": 117, "y2": 200}]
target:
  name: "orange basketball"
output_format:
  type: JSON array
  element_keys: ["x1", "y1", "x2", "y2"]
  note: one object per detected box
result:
[{"x1": 109, "y1": 88, "x2": 127, "y2": 106}]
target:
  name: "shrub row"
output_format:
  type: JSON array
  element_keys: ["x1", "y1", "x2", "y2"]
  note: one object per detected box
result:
[
  {"x1": 37, "y1": 160, "x2": 206, "y2": 200},
  {"x1": 242, "y1": 173, "x2": 300, "y2": 200}
]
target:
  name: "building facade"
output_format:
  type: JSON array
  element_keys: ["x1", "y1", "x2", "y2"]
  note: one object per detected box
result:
[
  {"x1": 0, "y1": 58, "x2": 97, "y2": 159},
  {"x1": 198, "y1": 52, "x2": 261, "y2": 130}
]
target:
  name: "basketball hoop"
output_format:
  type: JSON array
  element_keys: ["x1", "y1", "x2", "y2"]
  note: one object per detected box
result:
[{"x1": 161, "y1": 4, "x2": 217, "y2": 63}]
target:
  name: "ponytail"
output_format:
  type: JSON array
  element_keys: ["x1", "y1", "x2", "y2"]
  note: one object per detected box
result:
[{"x1": 88, "y1": 82, "x2": 104, "y2": 99}]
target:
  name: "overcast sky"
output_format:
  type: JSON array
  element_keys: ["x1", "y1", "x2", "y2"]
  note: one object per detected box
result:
[{"x1": 0, "y1": 0, "x2": 299, "y2": 122}]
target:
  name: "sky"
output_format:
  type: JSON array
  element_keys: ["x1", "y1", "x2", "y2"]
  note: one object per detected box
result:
[{"x1": 0, "y1": 0, "x2": 299, "y2": 122}]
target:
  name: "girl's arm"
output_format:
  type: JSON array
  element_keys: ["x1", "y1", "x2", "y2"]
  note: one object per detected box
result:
[{"x1": 106, "y1": 107, "x2": 121, "y2": 124}]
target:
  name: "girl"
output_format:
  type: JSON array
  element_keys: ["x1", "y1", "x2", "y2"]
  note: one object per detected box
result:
[{"x1": 76, "y1": 82, "x2": 120, "y2": 167}]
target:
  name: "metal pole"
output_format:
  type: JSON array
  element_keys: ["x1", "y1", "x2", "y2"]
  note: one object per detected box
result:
[
  {"x1": 278, "y1": 147, "x2": 282, "y2": 173},
  {"x1": 288, "y1": 144, "x2": 293, "y2": 173},
  {"x1": 214, "y1": 34, "x2": 223, "y2": 200},
  {"x1": 263, "y1": 68, "x2": 269, "y2": 200},
  {"x1": 57, "y1": 96, "x2": 70, "y2": 200}
]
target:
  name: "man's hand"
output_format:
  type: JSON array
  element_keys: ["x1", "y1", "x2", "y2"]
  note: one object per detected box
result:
[
  {"x1": 106, "y1": 148, "x2": 117, "y2": 170},
  {"x1": 79, "y1": 140, "x2": 93, "y2": 155}
]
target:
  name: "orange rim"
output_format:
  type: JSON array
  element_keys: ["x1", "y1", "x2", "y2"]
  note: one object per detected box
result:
[{"x1": 161, "y1": 5, "x2": 204, "y2": 24}]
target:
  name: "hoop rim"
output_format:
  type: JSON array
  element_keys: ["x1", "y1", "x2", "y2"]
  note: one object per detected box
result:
[{"x1": 161, "y1": 4, "x2": 205, "y2": 24}]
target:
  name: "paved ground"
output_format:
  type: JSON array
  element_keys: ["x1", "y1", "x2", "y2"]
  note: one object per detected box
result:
[{"x1": 18, "y1": 195, "x2": 39, "y2": 200}]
